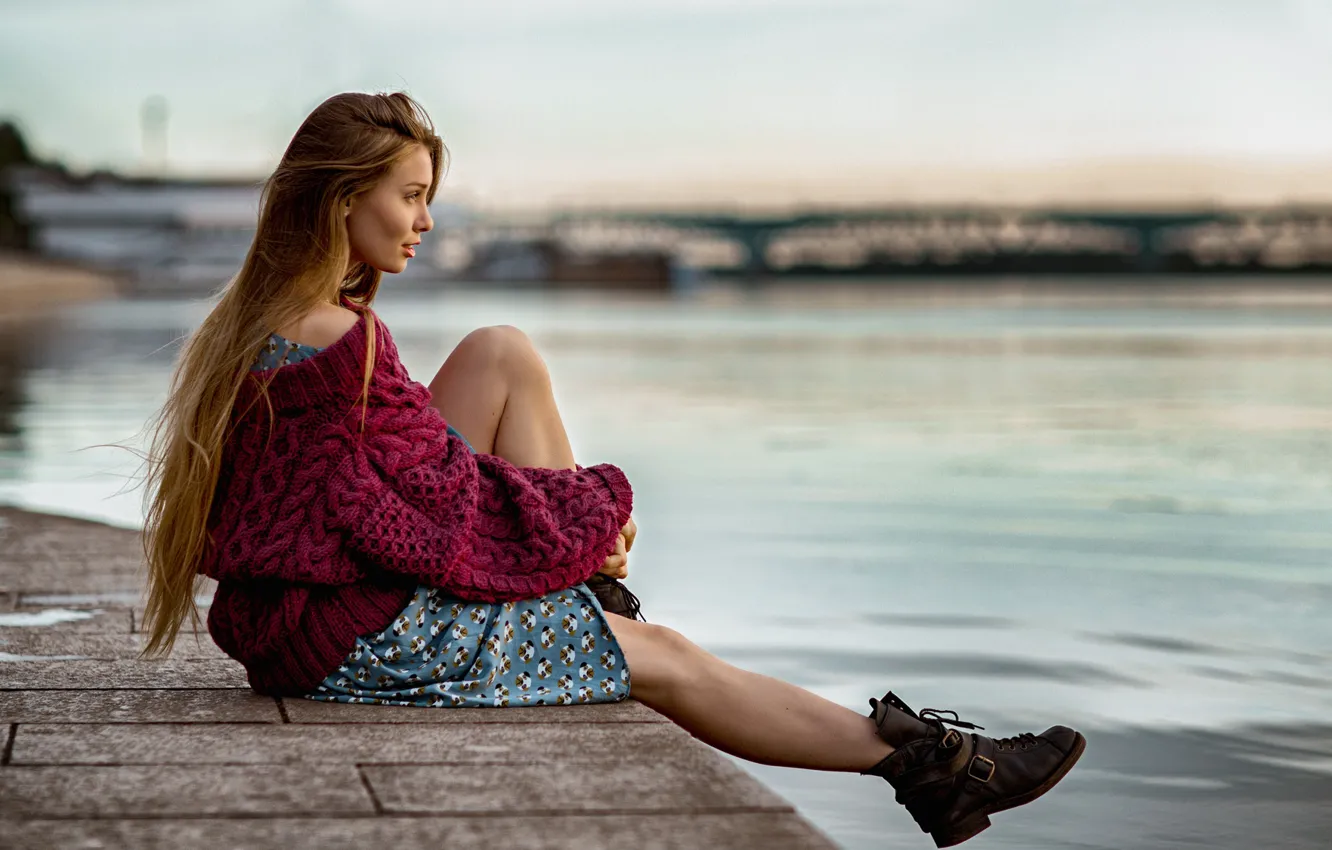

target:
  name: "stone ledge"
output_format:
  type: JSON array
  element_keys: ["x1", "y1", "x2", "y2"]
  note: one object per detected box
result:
[
  {"x1": 283, "y1": 695, "x2": 671, "y2": 724},
  {"x1": 0, "y1": 764, "x2": 374, "y2": 818},
  {"x1": 363, "y1": 760, "x2": 791, "y2": 815},
  {"x1": 0, "y1": 632, "x2": 230, "y2": 661},
  {"x1": 0, "y1": 507, "x2": 838, "y2": 849},
  {"x1": 2, "y1": 813, "x2": 835, "y2": 849},
  {"x1": 0, "y1": 659, "x2": 250, "y2": 690},
  {"x1": 0, "y1": 607, "x2": 134, "y2": 634},
  {"x1": 11, "y1": 722, "x2": 711, "y2": 766},
  {"x1": 0, "y1": 690, "x2": 281, "y2": 724}
]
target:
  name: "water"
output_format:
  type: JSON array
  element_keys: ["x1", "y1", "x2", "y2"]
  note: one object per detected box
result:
[{"x1": 3, "y1": 281, "x2": 1332, "y2": 848}]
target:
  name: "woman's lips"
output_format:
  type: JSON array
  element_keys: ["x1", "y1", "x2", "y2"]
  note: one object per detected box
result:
[{"x1": 403, "y1": 244, "x2": 416, "y2": 258}]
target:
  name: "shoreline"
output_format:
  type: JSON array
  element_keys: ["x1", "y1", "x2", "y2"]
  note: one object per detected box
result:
[{"x1": 0, "y1": 252, "x2": 121, "y2": 320}]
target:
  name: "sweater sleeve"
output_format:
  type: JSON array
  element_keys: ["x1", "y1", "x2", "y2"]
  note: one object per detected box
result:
[{"x1": 325, "y1": 411, "x2": 633, "y2": 602}]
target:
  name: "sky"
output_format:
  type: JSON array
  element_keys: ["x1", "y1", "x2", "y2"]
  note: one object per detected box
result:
[{"x1": 4, "y1": 0, "x2": 1332, "y2": 207}]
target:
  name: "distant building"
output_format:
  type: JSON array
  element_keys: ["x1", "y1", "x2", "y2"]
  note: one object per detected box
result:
[
  {"x1": 5, "y1": 166, "x2": 470, "y2": 295},
  {"x1": 462, "y1": 237, "x2": 674, "y2": 291}
]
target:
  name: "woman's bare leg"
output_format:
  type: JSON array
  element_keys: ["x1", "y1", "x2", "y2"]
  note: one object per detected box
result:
[
  {"x1": 426, "y1": 325, "x2": 575, "y2": 470},
  {"x1": 608, "y1": 613, "x2": 894, "y2": 772},
  {"x1": 425, "y1": 327, "x2": 890, "y2": 771}
]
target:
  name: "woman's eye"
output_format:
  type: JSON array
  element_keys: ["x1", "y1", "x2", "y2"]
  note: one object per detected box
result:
[{"x1": 406, "y1": 192, "x2": 420, "y2": 201}]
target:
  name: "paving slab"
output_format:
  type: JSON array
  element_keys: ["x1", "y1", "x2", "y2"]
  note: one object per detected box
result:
[
  {"x1": 284, "y1": 695, "x2": 670, "y2": 724},
  {"x1": 0, "y1": 689, "x2": 280, "y2": 724},
  {"x1": 131, "y1": 606, "x2": 209, "y2": 633},
  {"x1": 0, "y1": 508, "x2": 141, "y2": 556},
  {"x1": 0, "y1": 607, "x2": 134, "y2": 635},
  {"x1": 11, "y1": 721, "x2": 702, "y2": 766},
  {"x1": 0, "y1": 631, "x2": 230, "y2": 661},
  {"x1": 0, "y1": 512, "x2": 145, "y2": 595},
  {"x1": 0, "y1": 564, "x2": 145, "y2": 594},
  {"x1": 364, "y1": 760, "x2": 791, "y2": 815},
  {"x1": 18, "y1": 591, "x2": 145, "y2": 606},
  {"x1": 0, "y1": 658, "x2": 248, "y2": 690},
  {"x1": 0, "y1": 764, "x2": 374, "y2": 818},
  {"x1": 2, "y1": 813, "x2": 837, "y2": 849},
  {"x1": 18, "y1": 590, "x2": 212, "y2": 619}
]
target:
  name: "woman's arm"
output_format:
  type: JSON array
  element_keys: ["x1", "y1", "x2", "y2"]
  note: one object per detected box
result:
[{"x1": 327, "y1": 421, "x2": 633, "y2": 601}]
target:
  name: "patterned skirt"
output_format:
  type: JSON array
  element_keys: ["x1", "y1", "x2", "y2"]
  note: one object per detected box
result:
[
  {"x1": 306, "y1": 582, "x2": 631, "y2": 707},
  {"x1": 305, "y1": 425, "x2": 632, "y2": 708}
]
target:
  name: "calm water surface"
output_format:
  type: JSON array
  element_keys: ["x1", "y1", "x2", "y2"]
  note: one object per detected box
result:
[{"x1": 3, "y1": 281, "x2": 1331, "y2": 848}]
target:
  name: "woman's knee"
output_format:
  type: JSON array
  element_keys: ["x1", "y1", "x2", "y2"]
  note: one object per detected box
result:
[{"x1": 456, "y1": 325, "x2": 547, "y2": 385}]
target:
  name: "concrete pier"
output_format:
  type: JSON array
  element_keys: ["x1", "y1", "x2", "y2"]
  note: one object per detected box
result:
[{"x1": 0, "y1": 507, "x2": 837, "y2": 848}]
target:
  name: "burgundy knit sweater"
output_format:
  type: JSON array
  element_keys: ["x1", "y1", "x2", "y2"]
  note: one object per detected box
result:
[{"x1": 200, "y1": 305, "x2": 634, "y2": 696}]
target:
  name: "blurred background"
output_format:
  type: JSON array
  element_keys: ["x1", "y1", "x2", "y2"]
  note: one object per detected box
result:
[{"x1": 3, "y1": 1, "x2": 1332, "y2": 847}]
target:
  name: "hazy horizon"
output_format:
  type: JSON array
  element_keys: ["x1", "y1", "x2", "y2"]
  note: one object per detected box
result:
[{"x1": 5, "y1": 0, "x2": 1332, "y2": 208}]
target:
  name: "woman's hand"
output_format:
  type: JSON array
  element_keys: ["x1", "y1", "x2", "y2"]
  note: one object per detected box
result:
[
  {"x1": 598, "y1": 515, "x2": 637, "y2": 579},
  {"x1": 621, "y1": 515, "x2": 637, "y2": 553}
]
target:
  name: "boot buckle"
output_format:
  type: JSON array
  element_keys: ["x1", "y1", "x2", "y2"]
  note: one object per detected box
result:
[
  {"x1": 940, "y1": 729, "x2": 962, "y2": 749},
  {"x1": 968, "y1": 755, "x2": 995, "y2": 782}
]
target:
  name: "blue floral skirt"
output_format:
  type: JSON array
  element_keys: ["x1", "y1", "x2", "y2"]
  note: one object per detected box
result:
[{"x1": 304, "y1": 422, "x2": 632, "y2": 708}]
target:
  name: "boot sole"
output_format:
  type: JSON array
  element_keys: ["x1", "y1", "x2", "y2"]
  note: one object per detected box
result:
[{"x1": 930, "y1": 731, "x2": 1087, "y2": 848}]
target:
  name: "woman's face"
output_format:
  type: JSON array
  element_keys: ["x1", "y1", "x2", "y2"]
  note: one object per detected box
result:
[{"x1": 345, "y1": 144, "x2": 434, "y2": 274}]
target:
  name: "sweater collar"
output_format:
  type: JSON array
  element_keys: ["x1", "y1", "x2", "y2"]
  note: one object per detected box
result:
[{"x1": 235, "y1": 301, "x2": 383, "y2": 414}]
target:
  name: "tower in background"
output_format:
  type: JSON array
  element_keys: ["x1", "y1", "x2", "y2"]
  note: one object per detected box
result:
[{"x1": 139, "y1": 95, "x2": 169, "y2": 175}]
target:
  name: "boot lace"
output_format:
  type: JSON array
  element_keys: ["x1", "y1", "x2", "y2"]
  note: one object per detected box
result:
[
  {"x1": 614, "y1": 582, "x2": 645, "y2": 622},
  {"x1": 918, "y1": 707, "x2": 985, "y2": 732},
  {"x1": 586, "y1": 575, "x2": 646, "y2": 622},
  {"x1": 993, "y1": 732, "x2": 1040, "y2": 752},
  {"x1": 919, "y1": 707, "x2": 1042, "y2": 750}
]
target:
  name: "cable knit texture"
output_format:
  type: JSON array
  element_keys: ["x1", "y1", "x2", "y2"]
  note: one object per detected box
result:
[{"x1": 200, "y1": 303, "x2": 634, "y2": 696}]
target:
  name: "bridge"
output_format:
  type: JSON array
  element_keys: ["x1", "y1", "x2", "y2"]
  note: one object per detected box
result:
[
  {"x1": 465, "y1": 205, "x2": 1332, "y2": 278},
  {"x1": 13, "y1": 160, "x2": 1332, "y2": 285}
]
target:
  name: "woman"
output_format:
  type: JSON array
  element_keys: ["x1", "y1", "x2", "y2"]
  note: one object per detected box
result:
[{"x1": 139, "y1": 91, "x2": 1084, "y2": 849}]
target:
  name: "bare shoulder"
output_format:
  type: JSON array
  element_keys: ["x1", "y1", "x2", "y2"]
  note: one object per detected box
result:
[{"x1": 277, "y1": 303, "x2": 361, "y2": 349}]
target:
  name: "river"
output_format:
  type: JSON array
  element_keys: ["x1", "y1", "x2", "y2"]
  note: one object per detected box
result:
[{"x1": 3, "y1": 279, "x2": 1330, "y2": 848}]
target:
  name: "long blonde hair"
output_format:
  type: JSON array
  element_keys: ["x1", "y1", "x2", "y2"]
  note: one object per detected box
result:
[{"x1": 139, "y1": 92, "x2": 446, "y2": 658}]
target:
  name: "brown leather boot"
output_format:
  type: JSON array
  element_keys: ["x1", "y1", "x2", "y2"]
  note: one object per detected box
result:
[
  {"x1": 584, "y1": 574, "x2": 645, "y2": 621},
  {"x1": 862, "y1": 691, "x2": 1085, "y2": 848}
]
